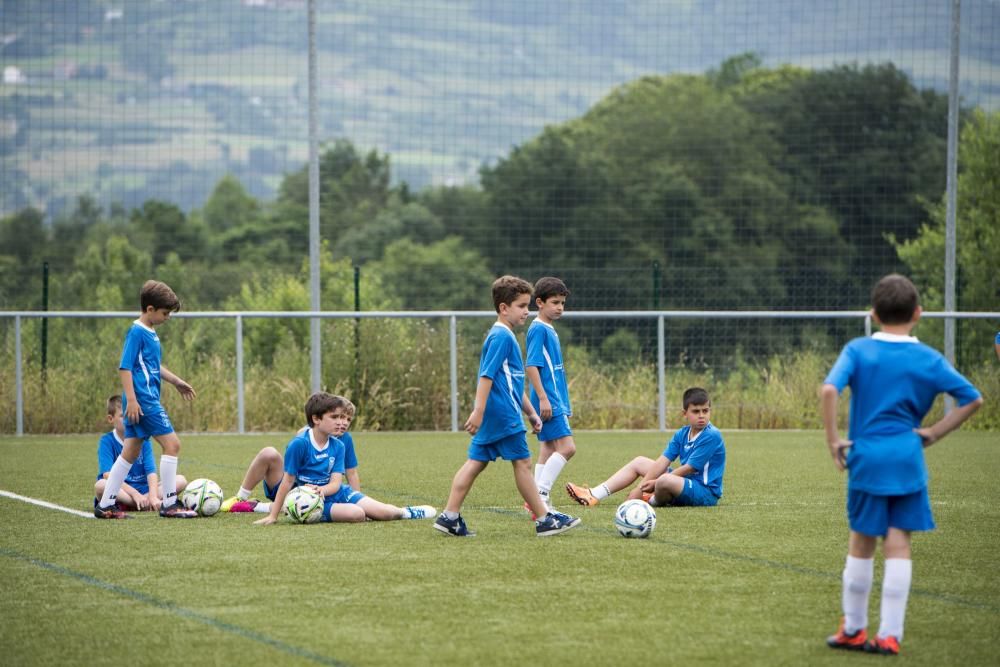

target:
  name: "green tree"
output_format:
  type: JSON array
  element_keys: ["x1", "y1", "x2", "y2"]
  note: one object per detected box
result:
[
  {"x1": 0, "y1": 207, "x2": 47, "y2": 307},
  {"x1": 894, "y1": 110, "x2": 1000, "y2": 364},
  {"x1": 371, "y1": 237, "x2": 493, "y2": 310}
]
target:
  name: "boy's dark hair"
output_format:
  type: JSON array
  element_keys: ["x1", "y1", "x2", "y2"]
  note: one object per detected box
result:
[
  {"x1": 304, "y1": 391, "x2": 340, "y2": 426},
  {"x1": 140, "y1": 280, "x2": 181, "y2": 312},
  {"x1": 106, "y1": 394, "x2": 122, "y2": 416},
  {"x1": 871, "y1": 273, "x2": 919, "y2": 325},
  {"x1": 492, "y1": 275, "x2": 533, "y2": 312},
  {"x1": 682, "y1": 387, "x2": 711, "y2": 410},
  {"x1": 533, "y1": 276, "x2": 570, "y2": 303}
]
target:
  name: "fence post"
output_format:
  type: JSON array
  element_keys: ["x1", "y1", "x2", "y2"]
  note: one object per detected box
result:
[
  {"x1": 450, "y1": 315, "x2": 458, "y2": 432},
  {"x1": 864, "y1": 313, "x2": 872, "y2": 336},
  {"x1": 236, "y1": 315, "x2": 245, "y2": 434},
  {"x1": 657, "y1": 314, "x2": 665, "y2": 432},
  {"x1": 16, "y1": 315, "x2": 23, "y2": 436}
]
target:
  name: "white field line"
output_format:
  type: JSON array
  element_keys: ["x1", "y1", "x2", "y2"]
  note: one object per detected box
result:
[{"x1": 0, "y1": 489, "x2": 95, "y2": 518}]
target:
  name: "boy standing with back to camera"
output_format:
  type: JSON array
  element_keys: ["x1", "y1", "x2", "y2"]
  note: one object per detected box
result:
[
  {"x1": 95, "y1": 280, "x2": 199, "y2": 519},
  {"x1": 823, "y1": 274, "x2": 982, "y2": 655},
  {"x1": 434, "y1": 275, "x2": 581, "y2": 537}
]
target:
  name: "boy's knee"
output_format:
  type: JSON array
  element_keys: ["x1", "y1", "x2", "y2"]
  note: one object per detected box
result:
[{"x1": 558, "y1": 440, "x2": 577, "y2": 458}]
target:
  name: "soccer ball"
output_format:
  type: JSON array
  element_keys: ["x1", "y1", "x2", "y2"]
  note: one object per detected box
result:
[
  {"x1": 180, "y1": 478, "x2": 224, "y2": 517},
  {"x1": 614, "y1": 499, "x2": 656, "y2": 538},
  {"x1": 284, "y1": 487, "x2": 325, "y2": 524}
]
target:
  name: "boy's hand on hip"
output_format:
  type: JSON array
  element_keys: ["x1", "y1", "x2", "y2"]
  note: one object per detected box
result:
[{"x1": 827, "y1": 439, "x2": 851, "y2": 472}]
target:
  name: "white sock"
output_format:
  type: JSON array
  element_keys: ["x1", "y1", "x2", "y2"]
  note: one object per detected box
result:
[
  {"x1": 254, "y1": 502, "x2": 271, "y2": 514},
  {"x1": 534, "y1": 463, "x2": 544, "y2": 486},
  {"x1": 160, "y1": 455, "x2": 178, "y2": 507},
  {"x1": 443, "y1": 510, "x2": 459, "y2": 520},
  {"x1": 99, "y1": 457, "x2": 132, "y2": 508},
  {"x1": 538, "y1": 453, "x2": 568, "y2": 495},
  {"x1": 878, "y1": 558, "x2": 912, "y2": 640},
  {"x1": 592, "y1": 483, "x2": 612, "y2": 501},
  {"x1": 842, "y1": 555, "x2": 874, "y2": 634},
  {"x1": 238, "y1": 487, "x2": 252, "y2": 500}
]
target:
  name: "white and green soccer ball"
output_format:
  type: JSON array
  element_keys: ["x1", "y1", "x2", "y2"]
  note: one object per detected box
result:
[
  {"x1": 180, "y1": 478, "x2": 224, "y2": 517},
  {"x1": 614, "y1": 499, "x2": 656, "y2": 538},
  {"x1": 284, "y1": 487, "x2": 325, "y2": 524}
]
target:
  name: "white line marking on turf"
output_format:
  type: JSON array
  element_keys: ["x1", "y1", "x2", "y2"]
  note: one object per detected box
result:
[{"x1": 0, "y1": 489, "x2": 94, "y2": 518}]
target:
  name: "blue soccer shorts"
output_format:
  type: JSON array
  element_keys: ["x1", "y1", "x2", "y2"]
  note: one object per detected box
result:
[
  {"x1": 124, "y1": 406, "x2": 174, "y2": 439},
  {"x1": 847, "y1": 487, "x2": 935, "y2": 536},
  {"x1": 320, "y1": 484, "x2": 365, "y2": 522},
  {"x1": 668, "y1": 477, "x2": 720, "y2": 507},
  {"x1": 468, "y1": 431, "x2": 531, "y2": 462},
  {"x1": 537, "y1": 414, "x2": 572, "y2": 443}
]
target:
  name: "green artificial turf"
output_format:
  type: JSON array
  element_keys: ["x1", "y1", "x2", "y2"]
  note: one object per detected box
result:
[{"x1": 1, "y1": 430, "x2": 997, "y2": 666}]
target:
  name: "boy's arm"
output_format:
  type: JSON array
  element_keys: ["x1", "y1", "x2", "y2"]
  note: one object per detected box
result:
[
  {"x1": 464, "y1": 376, "x2": 493, "y2": 435},
  {"x1": 313, "y1": 472, "x2": 344, "y2": 499},
  {"x1": 160, "y1": 365, "x2": 196, "y2": 401},
  {"x1": 916, "y1": 395, "x2": 983, "y2": 447},
  {"x1": 119, "y1": 369, "x2": 142, "y2": 423},
  {"x1": 345, "y1": 467, "x2": 361, "y2": 491},
  {"x1": 821, "y1": 383, "x2": 851, "y2": 472},
  {"x1": 521, "y1": 392, "x2": 542, "y2": 433},
  {"x1": 256, "y1": 473, "x2": 296, "y2": 525},
  {"x1": 143, "y1": 473, "x2": 160, "y2": 511},
  {"x1": 525, "y1": 366, "x2": 551, "y2": 420}
]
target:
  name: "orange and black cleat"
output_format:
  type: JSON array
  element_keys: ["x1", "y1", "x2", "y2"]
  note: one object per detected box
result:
[
  {"x1": 865, "y1": 635, "x2": 900, "y2": 656},
  {"x1": 826, "y1": 619, "x2": 868, "y2": 651},
  {"x1": 565, "y1": 482, "x2": 598, "y2": 507}
]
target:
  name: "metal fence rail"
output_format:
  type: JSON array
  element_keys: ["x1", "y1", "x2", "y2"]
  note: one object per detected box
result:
[{"x1": 4, "y1": 309, "x2": 997, "y2": 436}]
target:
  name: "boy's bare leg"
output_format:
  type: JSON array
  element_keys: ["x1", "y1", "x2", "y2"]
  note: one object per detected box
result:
[
  {"x1": 444, "y1": 459, "x2": 487, "y2": 513},
  {"x1": 328, "y1": 503, "x2": 366, "y2": 523},
  {"x1": 513, "y1": 458, "x2": 548, "y2": 518},
  {"x1": 603, "y1": 456, "x2": 655, "y2": 494},
  {"x1": 241, "y1": 447, "x2": 283, "y2": 491},
  {"x1": 651, "y1": 471, "x2": 686, "y2": 505}
]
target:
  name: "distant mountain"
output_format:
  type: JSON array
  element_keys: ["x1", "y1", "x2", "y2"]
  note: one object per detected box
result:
[{"x1": 1, "y1": 0, "x2": 997, "y2": 217}]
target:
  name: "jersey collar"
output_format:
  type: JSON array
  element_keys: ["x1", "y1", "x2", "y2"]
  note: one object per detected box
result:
[
  {"x1": 872, "y1": 332, "x2": 919, "y2": 344},
  {"x1": 133, "y1": 318, "x2": 155, "y2": 333}
]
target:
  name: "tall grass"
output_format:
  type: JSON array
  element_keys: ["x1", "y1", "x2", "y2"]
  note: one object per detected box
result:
[{"x1": 1, "y1": 318, "x2": 996, "y2": 433}]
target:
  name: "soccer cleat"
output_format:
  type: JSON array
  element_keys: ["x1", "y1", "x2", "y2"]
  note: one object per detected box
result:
[
  {"x1": 865, "y1": 635, "x2": 900, "y2": 656},
  {"x1": 159, "y1": 502, "x2": 198, "y2": 518},
  {"x1": 535, "y1": 511, "x2": 582, "y2": 537},
  {"x1": 404, "y1": 505, "x2": 436, "y2": 520},
  {"x1": 641, "y1": 491, "x2": 653, "y2": 503},
  {"x1": 94, "y1": 504, "x2": 130, "y2": 519},
  {"x1": 220, "y1": 496, "x2": 242, "y2": 512},
  {"x1": 227, "y1": 500, "x2": 260, "y2": 513},
  {"x1": 565, "y1": 482, "x2": 598, "y2": 507},
  {"x1": 826, "y1": 619, "x2": 868, "y2": 651},
  {"x1": 433, "y1": 513, "x2": 475, "y2": 537}
]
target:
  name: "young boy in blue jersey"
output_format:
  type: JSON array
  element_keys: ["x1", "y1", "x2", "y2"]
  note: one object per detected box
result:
[
  {"x1": 94, "y1": 394, "x2": 188, "y2": 512},
  {"x1": 253, "y1": 393, "x2": 435, "y2": 525},
  {"x1": 524, "y1": 277, "x2": 575, "y2": 517},
  {"x1": 566, "y1": 387, "x2": 725, "y2": 508},
  {"x1": 95, "y1": 280, "x2": 199, "y2": 519},
  {"x1": 823, "y1": 274, "x2": 982, "y2": 656},
  {"x1": 434, "y1": 275, "x2": 582, "y2": 537}
]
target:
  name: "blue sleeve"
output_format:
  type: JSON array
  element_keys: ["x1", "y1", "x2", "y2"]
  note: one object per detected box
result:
[
  {"x1": 934, "y1": 356, "x2": 982, "y2": 407},
  {"x1": 684, "y1": 430, "x2": 724, "y2": 471},
  {"x1": 663, "y1": 429, "x2": 683, "y2": 461},
  {"x1": 283, "y1": 438, "x2": 302, "y2": 477},
  {"x1": 96, "y1": 435, "x2": 115, "y2": 477},
  {"x1": 995, "y1": 331, "x2": 1000, "y2": 344},
  {"x1": 342, "y1": 434, "x2": 358, "y2": 469},
  {"x1": 525, "y1": 326, "x2": 544, "y2": 368},
  {"x1": 824, "y1": 344, "x2": 855, "y2": 391},
  {"x1": 118, "y1": 326, "x2": 140, "y2": 370},
  {"x1": 478, "y1": 334, "x2": 511, "y2": 381},
  {"x1": 141, "y1": 439, "x2": 156, "y2": 476},
  {"x1": 331, "y1": 440, "x2": 346, "y2": 475}
]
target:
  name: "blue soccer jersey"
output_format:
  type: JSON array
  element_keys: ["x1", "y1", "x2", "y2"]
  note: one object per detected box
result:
[
  {"x1": 663, "y1": 422, "x2": 726, "y2": 498},
  {"x1": 825, "y1": 333, "x2": 981, "y2": 495},
  {"x1": 96, "y1": 431, "x2": 156, "y2": 491},
  {"x1": 340, "y1": 431, "x2": 358, "y2": 470},
  {"x1": 282, "y1": 428, "x2": 346, "y2": 487},
  {"x1": 118, "y1": 320, "x2": 164, "y2": 415},
  {"x1": 472, "y1": 323, "x2": 528, "y2": 445},
  {"x1": 526, "y1": 319, "x2": 572, "y2": 418}
]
